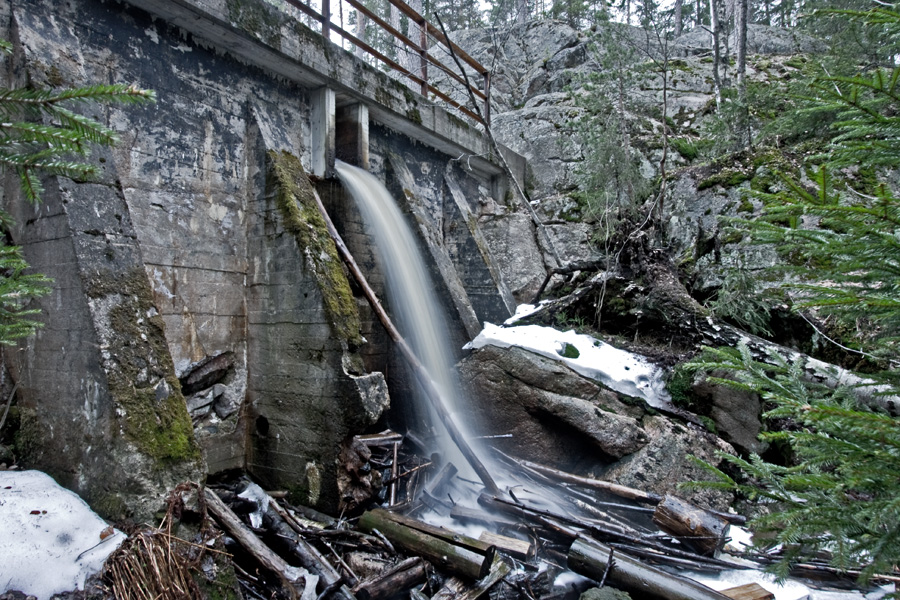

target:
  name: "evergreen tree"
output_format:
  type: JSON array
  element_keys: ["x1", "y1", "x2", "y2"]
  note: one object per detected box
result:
[
  {"x1": 0, "y1": 38, "x2": 154, "y2": 344},
  {"x1": 688, "y1": 5, "x2": 900, "y2": 586}
]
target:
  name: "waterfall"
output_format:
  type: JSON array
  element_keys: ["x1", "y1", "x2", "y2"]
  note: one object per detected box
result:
[{"x1": 334, "y1": 160, "x2": 479, "y2": 476}]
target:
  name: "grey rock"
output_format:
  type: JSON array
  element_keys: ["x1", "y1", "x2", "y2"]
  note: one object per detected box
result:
[
  {"x1": 690, "y1": 369, "x2": 766, "y2": 455},
  {"x1": 600, "y1": 415, "x2": 736, "y2": 511},
  {"x1": 580, "y1": 588, "x2": 632, "y2": 600},
  {"x1": 459, "y1": 345, "x2": 647, "y2": 468}
]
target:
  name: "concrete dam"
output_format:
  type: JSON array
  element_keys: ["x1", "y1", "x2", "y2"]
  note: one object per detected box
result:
[{"x1": 1, "y1": 0, "x2": 538, "y2": 518}]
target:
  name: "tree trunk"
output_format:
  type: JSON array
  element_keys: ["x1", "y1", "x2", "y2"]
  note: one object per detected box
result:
[
  {"x1": 355, "y1": 10, "x2": 368, "y2": 60},
  {"x1": 568, "y1": 537, "x2": 733, "y2": 600},
  {"x1": 735, "y1": 0, "x2": 749, "y2": 149},
  {"x1": 674, "y1": 0, "x2": 684, "y2": 36},
  {"x1": 709, "y1": 0, "x2": 723, "y2": 110}
]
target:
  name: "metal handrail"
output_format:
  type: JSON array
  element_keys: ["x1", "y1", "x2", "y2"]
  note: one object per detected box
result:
[{"x1": 281, "y1": 0, "x2": 491, "y2": 125}]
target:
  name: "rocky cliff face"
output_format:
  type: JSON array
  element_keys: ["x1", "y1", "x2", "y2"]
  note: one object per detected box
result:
[{"x1": 450, "y1": 19, "x2": 821, "y2": 301}]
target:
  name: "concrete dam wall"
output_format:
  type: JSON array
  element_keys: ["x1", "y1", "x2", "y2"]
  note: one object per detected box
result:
[{"x1": 1, "y1": 0, "x2": 527, "y2": 518}]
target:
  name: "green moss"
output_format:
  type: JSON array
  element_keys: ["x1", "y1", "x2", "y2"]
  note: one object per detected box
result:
[
  {"x1": 226, "y1": 0, "x2": 282, "y2": 48},
  {"x1": 267, "y1": 151, "x2": 363, "y2": 347},
  {"x1": 86, "y1": 268, "x2": 200, "y2": 463},
  {"x1": 666, "y1": 366, "x2": 695, "y2": 409},
  {"x1": 697, "y1": 169, "x2": 752, "y2": 191},
  {"x1": 671, "y1": 137, "x2": 700, "y2": 161},
  {"x1": 737, "y1": 198, "x2": 754, "y2": 213},
  {"x1": 557, "y1": 342, "x2": 580, "y2": 359},
  {"x1": 406, "y1": 107, "x2": 422, "y2": 124},
  {"x1": 698, "y1": 415, "x2": 717, "y2": 433}
]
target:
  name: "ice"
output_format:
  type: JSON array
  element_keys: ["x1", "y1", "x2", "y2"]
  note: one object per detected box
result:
[
  {"x1": 464, "y1": 321, "x2": 672, "y2": 409},
  {"x1": 0, "y1": 470, "x2": 126, "y2": 599}
]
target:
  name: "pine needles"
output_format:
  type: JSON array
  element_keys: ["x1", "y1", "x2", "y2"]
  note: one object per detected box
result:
[{"x1": 0, "y1": 37, "x2": 154, "y2": 345}]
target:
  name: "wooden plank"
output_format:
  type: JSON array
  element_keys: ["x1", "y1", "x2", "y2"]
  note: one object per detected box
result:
[
  {"x1": 720, "y1": 583, "x2": 775, "y2": 600},
  {"x1": 478, "y1": 531, "x2": 534, "y2": 561}
]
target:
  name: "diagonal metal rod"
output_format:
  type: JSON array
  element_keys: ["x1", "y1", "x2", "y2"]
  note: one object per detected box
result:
[{"x1": 310, "y1": 186, "x2": 501, "y2": 496}]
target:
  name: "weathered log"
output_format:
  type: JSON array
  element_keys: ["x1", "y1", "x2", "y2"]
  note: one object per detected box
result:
[
  {"x1": 514, "y1": 458, "x2": 746, "y2": 525},
  {"x1": 203, "y1": 488, "x2": 317, "y2": 599},
  {"x1": 264, "y1": 501, "x2": 356, "y2": 600},
  {"x1": 353, "y1": 557, "x2": 427, "y2": 600},
  {"x1": 449, "y1": 505, "x2": 517, "y2": 528},
  {"x1": 512, "y1": 457, "x2": 662, "y2": 504},
  {"x1": 358, "y1": 509, "x2": 493, "y2": 580},
  {"x1": 568, "y1": 537, "x2": 733, "y2": 600},
  {"x1": 356, "y1": 430, "x2": 404, "y2": 446},
  {"x1": 720, "y1": 583, "x2": 775, "y2": 600},
  {"x1": 366, "y1": 509, "x2": 495, "y2": 556},
  {"x1": 311, "y1": 186, "x2": 501, "y2": 495},
  {"x1": 478, "y1": 531, "x2": 534, "y2": 561},
  {"x1": 430, "y1": 556, "x2": 512, "y2": 600},
  {"x1": 653, "y1": 495, "x2": 729, "y2": 556}
]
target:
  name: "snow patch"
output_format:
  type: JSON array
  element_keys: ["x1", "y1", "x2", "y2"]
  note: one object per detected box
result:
[
  {"x1": 464, "y1": 321, "x2": 672, "y2": 409},
  {"x1": 0, "y1": 470, "x2": 126, "y2": 599}
]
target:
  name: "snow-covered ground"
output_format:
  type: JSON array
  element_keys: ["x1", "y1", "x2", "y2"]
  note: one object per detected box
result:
[
  {"x1": 464, "y1": 307, "x2": 672, "y2": 409},
  {"x1": 0, "y1": 470, "x2": 125, "y2": 599}
]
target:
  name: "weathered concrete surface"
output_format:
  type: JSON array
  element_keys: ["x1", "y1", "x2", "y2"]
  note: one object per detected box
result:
[{"x1": 2, "y1": 0, "x2": 522, "y2": 516}]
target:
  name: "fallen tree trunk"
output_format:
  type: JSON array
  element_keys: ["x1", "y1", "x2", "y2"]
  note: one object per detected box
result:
[
  {"x1": 430, "y1": 556, "x2": 512, "y2": 600},
  {"x1": 568, "y1": 536, "x2": 733, "y2": 600},
  {"x1": 652, "y1": 495, "x2": 728, "y2": 556},
  {"x1": 264, "y1": 500, "x2": 355, "y2": 600},
  {"x1": 358, "y1": 509, "x2": 494, "y2": 580},
  {"x1": 311, "y1": 186, "x2": 501, "y2": 495},
  {"x1": 203, "y1": 488, "x2": 317, "y2": 599},
  {"x1": 353, "y1": 557, "x2": 427, "y2": 600}
]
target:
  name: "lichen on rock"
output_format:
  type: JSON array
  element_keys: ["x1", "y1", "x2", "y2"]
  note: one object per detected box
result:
[{"x1": 266, "y1": 150, "x2": 363, "y2": 347}]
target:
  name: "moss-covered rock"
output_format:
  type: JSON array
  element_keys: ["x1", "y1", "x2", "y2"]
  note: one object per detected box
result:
[
  {"x1": 85, "y1": 268, "x2": 200, "y2": 464},
  {"x1": 266, "y1": 150, "x2": 363, "y2": 347}
]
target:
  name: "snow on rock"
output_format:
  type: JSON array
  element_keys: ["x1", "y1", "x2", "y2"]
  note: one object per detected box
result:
[
  {"x1": 464, "y1": 320, "x2": 672, "y2": 409},
  {"x1": 0, "y1": 470, "x2": 126, "y2": 599}
]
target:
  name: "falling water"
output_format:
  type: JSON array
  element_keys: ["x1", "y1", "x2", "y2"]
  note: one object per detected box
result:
[{"x1": 334, "y1": 160, "x2": 477, "y2": 475}]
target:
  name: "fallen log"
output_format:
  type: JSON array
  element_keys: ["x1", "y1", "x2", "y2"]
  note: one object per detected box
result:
[
  {"x1": 203, "y1": 488, "x2": 317, "y2": 599},
  {"x1": 449, "y1": 505, "x2": 517, "y2": 529},
  {"x1": 652, "y1": 495, "x2": 728, "y2": 556},
  {"x1": 568, "y1": 536, "x2": 733, "y2": 600},
  {"x1": 478, "y1": 531, "x2": 534, "y2": 561},
  {"x1": 264, "y1": 502, "x2": 355, "y2": 600},
  {"x1": 358, "y1": 509, "x2": 494, "y2": 580},
  {"x1": 513, "y1": 457, "x2": 746, "y2": 525},
  {"x1": 311, "y1": 186, "x2": 501, "y2": 495},
  {"x1": 353, "y1": 557, "x2": 427, "y2": 600},
  {"x1": 356, "y1": 430, "x2": 404, "y2": 447},
  {"x1": 430, "y1": 556, "x2": 512, "y2": 600},
  {"x1": 365, "y1": 509, "x2": 495, "y2": 556}
]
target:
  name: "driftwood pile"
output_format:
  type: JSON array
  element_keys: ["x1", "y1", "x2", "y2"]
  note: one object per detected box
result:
[{"x1": 185, "y1": 431, "x2": 807, "y2": 600}]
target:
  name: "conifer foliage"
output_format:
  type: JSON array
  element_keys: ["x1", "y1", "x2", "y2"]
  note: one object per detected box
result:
[
  {"x1": 0, "y1": 38, "x2": 154, "y2": 344},
  {"x1": 688, "y1": 6, "x2": 900, "y2": 587}
]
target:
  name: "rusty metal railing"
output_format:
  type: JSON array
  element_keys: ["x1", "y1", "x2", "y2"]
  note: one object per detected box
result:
[{"x1": 280, "y1": 0, "x2": 491, "y2": 125}]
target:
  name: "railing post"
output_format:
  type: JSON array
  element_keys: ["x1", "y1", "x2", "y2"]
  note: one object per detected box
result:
[
  {"x1": 322, "y1": 0, "x2": 331, "y2": 41},
  {"x1": 418, "y1": 18, "x2": 428, "y2": 97}
]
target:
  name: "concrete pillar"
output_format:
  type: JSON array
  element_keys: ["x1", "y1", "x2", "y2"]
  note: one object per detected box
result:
[
  {"x1": 335, "y1": 103, "x2": 369, "y2": 170},
  {"x1": 311, "y1": 87, "x2": 335, "y2": 177}
]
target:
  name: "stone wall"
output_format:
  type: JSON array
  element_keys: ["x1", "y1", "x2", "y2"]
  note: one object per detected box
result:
[{"x1": 1, "y1": 0, "x2": 522, "y2": 517}]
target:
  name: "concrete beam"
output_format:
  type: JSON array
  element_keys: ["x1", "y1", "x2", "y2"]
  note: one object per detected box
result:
[
  {"x1": 122, "y1": 0, "x2": 516, "y2": 180},
  {"x1": 311, "y1": 87, "x2": 336, "y2": 178}
]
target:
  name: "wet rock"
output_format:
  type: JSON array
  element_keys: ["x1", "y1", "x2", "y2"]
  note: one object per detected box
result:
[
  {"x1": 459, "y1": 345, "x2": 648, "y2": 469},
  {"x1": 580, "y1": 587, "x2": 632, "y2": 600},
  {"x1": 600, "y1": 416, "x2": 735, "y2": 511},
  {"x1": 693, "y1": 372, "x2": 765, "y2": 455}
]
